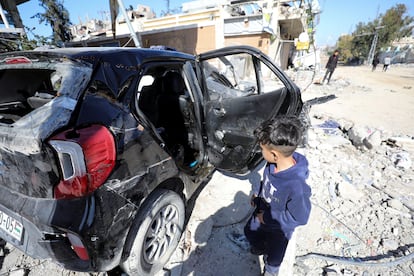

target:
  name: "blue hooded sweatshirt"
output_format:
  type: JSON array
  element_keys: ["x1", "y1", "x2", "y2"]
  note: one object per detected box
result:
[{"x1": 254, "y1": 152, "x2": 311, "y2": 239}]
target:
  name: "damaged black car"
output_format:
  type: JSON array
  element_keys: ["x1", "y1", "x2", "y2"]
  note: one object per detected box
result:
[{"x1": 0, "y1": 45, "x2": 303, "y2": 275}]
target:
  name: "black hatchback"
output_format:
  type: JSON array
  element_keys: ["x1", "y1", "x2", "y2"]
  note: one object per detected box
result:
[{"x1": 0, "y1": 45, "x2": 303, "y2": 275}]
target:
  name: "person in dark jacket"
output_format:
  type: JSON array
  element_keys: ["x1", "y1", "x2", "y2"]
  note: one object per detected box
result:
[
  {"x1": 372, "y1": 55, "x2": 380, "y2": 71},
  {"x1": 322, "y1": 50, "x2": 339, "y2": 84},
  {"x1": 244, "y1": 116, "x2": 312, "y2": 276}
]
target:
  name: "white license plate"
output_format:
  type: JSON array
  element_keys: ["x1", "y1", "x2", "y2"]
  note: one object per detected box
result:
[{"x1": 0, "y1": 209, "x2": 23, "y2": 242}]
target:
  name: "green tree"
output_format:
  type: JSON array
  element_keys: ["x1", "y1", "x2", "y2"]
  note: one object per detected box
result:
[
  {"x1": 32, "y1": 0, "x2": 72, "y2": 44},
  {"x1": 340, "y1": 4, "x2": 414, "y2": 60},
  {"x1": 379, "y1": 4, "x2": 414, "y2": 48},
  {"x1": 20, "y1": 33, "x2": 53, "y2": 50},
  {"x1": 336, "y1": 34, "x2": 353, "y2": 62},
  {"x1": 351, "y1": 20, "x2": 377, "y2": 58},
  {"x1": 0, "y1": 38, "x2": 20, "y2": 52}
]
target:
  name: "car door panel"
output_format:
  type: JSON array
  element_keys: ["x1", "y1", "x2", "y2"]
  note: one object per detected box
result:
[
  {"x1": 197, "y1": 46, "x2": 301, "y2": 173},
  {"x1": 204, "y1": 88, "x2": 287, "y2": 172}
]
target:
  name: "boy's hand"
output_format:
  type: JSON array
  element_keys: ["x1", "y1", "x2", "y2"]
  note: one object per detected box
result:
[
  {"x1": 250, "y1": 194, "x2": 258, "y2": 207},
  {"x1": 256, "y1": 211, "x2": 265, "y2": 224}
]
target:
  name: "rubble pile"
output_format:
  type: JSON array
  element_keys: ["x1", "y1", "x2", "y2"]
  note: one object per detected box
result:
[{"x1": 294, "y1": 113, "x2": 414, "y2": 275}]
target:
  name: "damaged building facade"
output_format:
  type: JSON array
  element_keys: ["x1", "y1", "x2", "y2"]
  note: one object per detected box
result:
[
  {"x1": 66, "y1": 0, "x2": 320, "y2": 69},
  {"x1": 0, "y1": 0, "x2": 26, "y2": 52}
]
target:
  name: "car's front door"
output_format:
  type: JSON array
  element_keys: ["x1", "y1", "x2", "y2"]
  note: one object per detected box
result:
[{"x1": 196, "y1": 46, "x2": 302, "y2": 173}]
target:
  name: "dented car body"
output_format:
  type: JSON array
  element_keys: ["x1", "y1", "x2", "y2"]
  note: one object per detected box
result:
[{"x1": 0, "y1": 46, "x2": 302, "y2": 274}]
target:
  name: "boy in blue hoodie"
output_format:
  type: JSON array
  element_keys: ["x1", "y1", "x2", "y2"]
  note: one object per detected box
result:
[{"x1": 245, "y1": 115, "x2": 311, "y2": 276}]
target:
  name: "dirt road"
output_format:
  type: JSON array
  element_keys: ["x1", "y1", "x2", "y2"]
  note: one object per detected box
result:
[{"x1": 305, "y1": 64, "x2": 414, "y2": 136}]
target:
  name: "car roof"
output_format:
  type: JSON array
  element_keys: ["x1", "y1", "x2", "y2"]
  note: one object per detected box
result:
[
  {"x1": 34, "y1": 46, "x2": 194, "y2": 65},
  {"x1": 0, "y1": 47, "x2": 195, "y2": 98}
]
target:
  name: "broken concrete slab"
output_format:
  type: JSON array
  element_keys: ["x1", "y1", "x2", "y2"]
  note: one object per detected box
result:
[
  {"x1": 388, "y1": 136, "x2": 414, "y2": 153},
  {"x1": 363, "y1": 130, "x2": 383, "y2": 149},
  {"x1": 347, "y1": 125, "x2": 371, "y2": 149},
  {"x1": 387, "y1": 198, "x2": 408, "y2": 212},
  {"x1": 390, "y1": 151, "x2": 412, "y2": 169},
  {"x1": 336, "y1": 181, "x2": 365, "y2": 201}
]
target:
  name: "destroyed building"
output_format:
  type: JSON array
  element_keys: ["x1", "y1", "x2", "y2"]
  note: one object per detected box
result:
[
  {"x1": 0, "y1": 0, "x2": 26, "y2": 52},
  {"x1": 66, "y1": 0, "x2": 321, "y2": 70}
]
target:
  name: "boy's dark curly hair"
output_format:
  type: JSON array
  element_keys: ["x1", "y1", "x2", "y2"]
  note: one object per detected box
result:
[{"x1": 254, "y1": 115, "x2": 303, "y2": 156}]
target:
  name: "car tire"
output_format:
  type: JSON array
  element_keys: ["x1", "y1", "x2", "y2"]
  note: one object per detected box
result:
[{"x1": 120, "y1": 189, "x2": 185, "y2": 275}]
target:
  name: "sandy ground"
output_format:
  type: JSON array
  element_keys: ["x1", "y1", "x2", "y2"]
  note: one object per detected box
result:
[
  {"x1": 304, "y1": 64, "x2": 414, "y2": 136},
  {"x1": 0, "y1": 64, "x2": 413, "y2": 276}
]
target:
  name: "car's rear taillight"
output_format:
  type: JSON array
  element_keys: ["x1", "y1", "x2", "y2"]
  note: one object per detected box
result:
[
  {"x1": 49, "y1": 125, "x2": 116, "y2": 199},
  {"x1": 66, "y1": 232, "x2": 90, "y2": 260}
]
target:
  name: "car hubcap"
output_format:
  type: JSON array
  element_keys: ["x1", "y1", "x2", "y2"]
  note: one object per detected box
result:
[{"x1": 144, "y1": 204, "x2": 180, "y2": 264}]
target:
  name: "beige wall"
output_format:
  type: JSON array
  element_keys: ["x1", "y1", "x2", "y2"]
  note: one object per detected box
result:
[
  {"x1": 141, "y1": 25, "x2": 216, "y2": 55},
  {"x1": 194, "y1": 25, "x2": 216, "y2": 54},
  {"x1": 141, "y1": 27, "x2": 272, "y2": 56},
  {"x1": 68, "y1": 25, "x2": 274, "y2": 59},
  {"x1": 224, "y1": 34, "x2": 271, "y2": 55}
]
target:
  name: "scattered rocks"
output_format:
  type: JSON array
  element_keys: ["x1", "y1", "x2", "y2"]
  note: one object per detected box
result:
[
  {"x1": 295, "y1": 112, "x2": 414, "y2": 276},
  {"x1": 336, "y1": 181, "x2": 364, "y2": 202},
  {"x1": 390, "y1": 151, "x2": 412, "y2": 169},
  {"x1": 380, "y1": 238, "x2": 399, "y2": 251}
]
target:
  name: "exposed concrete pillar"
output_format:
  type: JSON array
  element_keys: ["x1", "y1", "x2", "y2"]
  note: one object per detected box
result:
[
  {"x1": 116, "y1": 0, "x2": 141, "y2": 47},
  {"x1": 0, "y1": 3, "x2": 10, "y2": 29},
  {"x1": 3, "y1": 0, "x2": 26, "y2": 35},
  {"x1": 215, "y1": 4, "x2": 225, "y2": 49}
]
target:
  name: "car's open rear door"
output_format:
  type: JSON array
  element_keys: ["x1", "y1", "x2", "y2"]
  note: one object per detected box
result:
[{"x1": 196, "y1": 46, "x2": 302, "y2": 173}]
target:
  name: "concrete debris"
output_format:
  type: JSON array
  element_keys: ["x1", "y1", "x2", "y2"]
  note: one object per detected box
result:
[
  {"x1": 387, "y1": 198, "x2": 409, "y2": 212},
  {"x1": 9, "y1": 269, "x2": 27, "y2": 276},
  {"x1": 387, "y1": 136, "x2": 414, "y2": 153},
  {"x1": 312, "y1": 118, "x2": 389, "y2": 152},
  {"x1": 336, "y1": 118, "x2": 354, "y2": 132},
  {"x1": 363, "y1": 130, "x2": 382, "y2": 149},
  {"x1": 332, "y1": 78, "x2": 351, "y2": 87},
  {"x1": 336, "y1": 181, "x2": 365, "y2": 202},
  {"x1": 380, "y1": 238, "x2": 399, "y2": 251},
  {"x1": 391, "y1": 151, "x2": 412, "y2": 169},
  {"x1": 293, "y1": 114, "x2": 414, "y2": 276},
  {"x1": 347, "y1": 125, "x2": 379, "y2": 150}
]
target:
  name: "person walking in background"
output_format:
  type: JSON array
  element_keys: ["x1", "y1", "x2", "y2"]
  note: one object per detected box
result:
[
  {"x1": 372, "y1": 55, "x2": 380, "y2": 71},
  {"x1": 322, "y1": 50, "x2": 339, "y2": 84},
  {"x1": 383, "y1": 56, "x2": 391, "y2": 72}
]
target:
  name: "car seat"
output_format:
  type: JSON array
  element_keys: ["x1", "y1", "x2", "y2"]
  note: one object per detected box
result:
[{"x1": 156, "y1": 71, "x2": 196, "y2": 166}]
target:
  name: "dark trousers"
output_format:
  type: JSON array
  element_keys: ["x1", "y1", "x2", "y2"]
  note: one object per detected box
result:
[
  {"x1": 323, "y1": 69, "x2": 334, "y2": 83},
  {"x1": 244, "y1": 217, "x2": 289, "y2": 267}
]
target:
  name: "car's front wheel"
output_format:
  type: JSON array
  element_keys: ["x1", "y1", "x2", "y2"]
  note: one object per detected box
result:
[{"x1": 121, "y1": 189, "x2": 185, "y2": 275}]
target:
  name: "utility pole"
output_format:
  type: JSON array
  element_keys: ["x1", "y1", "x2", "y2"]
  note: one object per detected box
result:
[
  {"x1": 166, "y1": 0, "x2": 170, "y2": 14},
  {"x1": 367, "y1": 26, "x2": 384, "y2": 65},
  {"x1": 109, "y1": 0, "x2": 141, "y2": 47},
  {"x1": 116, "y1": 0, "x2": 141, "y2": 47}
]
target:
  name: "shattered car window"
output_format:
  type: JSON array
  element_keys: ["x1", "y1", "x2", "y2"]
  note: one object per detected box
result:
[
  {"x1": 202, "y1": 53, "x2": 286, "y2": 100},
  {"x1": 256, "y1": 59, "x2": 286, "y2": 93},
  {"x1": 202, "y1": 53, "x2": 258, "y2": 100}
]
